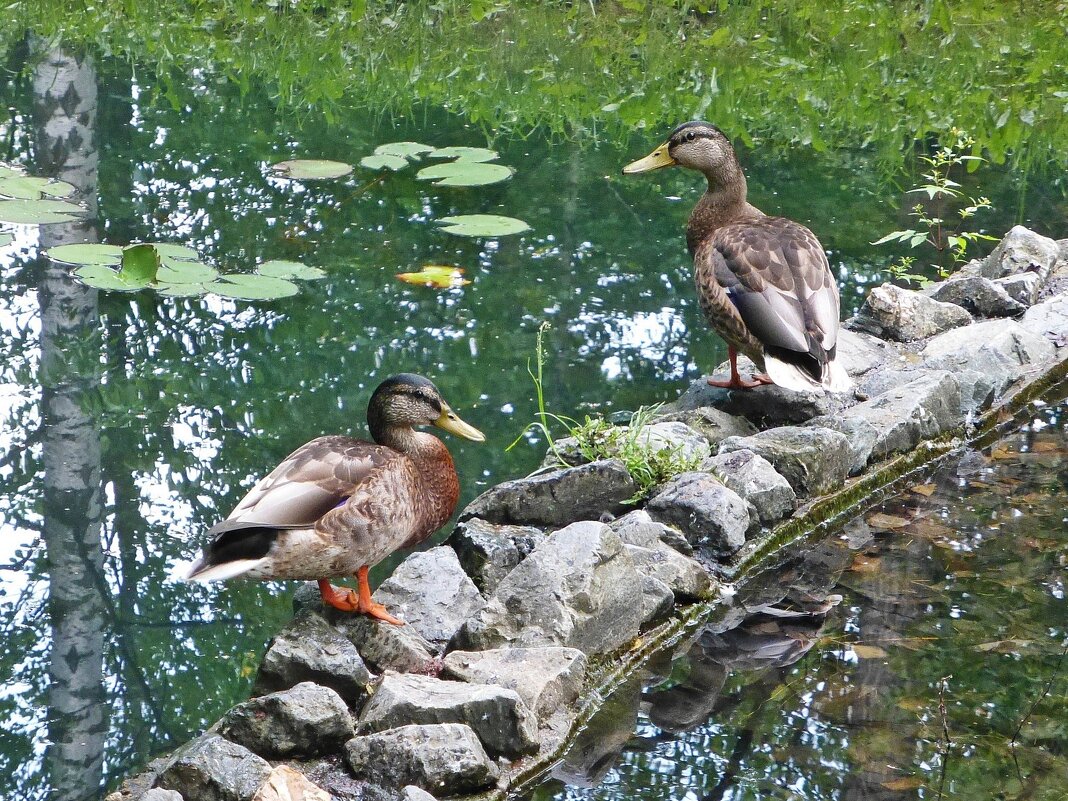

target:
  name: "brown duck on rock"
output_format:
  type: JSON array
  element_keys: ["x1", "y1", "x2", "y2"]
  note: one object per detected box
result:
[
  {"x1": 182, "y1": 373, "x2": 485, "y2": 625},
  {"x1": 624, "y1": 121, "x2": 850, "y2": 393}
]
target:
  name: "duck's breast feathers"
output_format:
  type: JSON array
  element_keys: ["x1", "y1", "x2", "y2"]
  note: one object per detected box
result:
[
  {"x1": 701, "y1": 217, "x2": 841, "y2": 357},
  {"x1": 222, "y1": 435, "x2": 405, "y2": 529}
]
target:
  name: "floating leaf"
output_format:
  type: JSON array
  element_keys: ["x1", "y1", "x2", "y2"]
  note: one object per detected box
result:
[
  {"x1": 45, "y1": 243, "x2": 124, "y2": 266},
  {"x1": 0, "y1": 233, "x2": 12, "y2": 248},
  {"x1": 271, "y1": 159, "x2": 353, "y2": 180},
  {"x1": 396, "y1": 265, "x2": 471, "y2": 289},
  {"x1": 436, "y1": 214, "x2": 530, "y2": 237},
  {"x1": 156, "y1": 282, "x2": 215, "y2": 297},
  {"x1": 121, "y1": 244, "x2": 161, "y2": 285},
  {"x1": 374, "y1": 141, "x2": 435, "y2": 159},
  {"x1": 429, "y1": 146, "x2": 499, "y2": 162},
  {"x1": 866, "y1": 512, "x2": 910, "y2": 530},
  {"x1": 416, "y1": 161, "x2": 513, "y2": 187},
  {"x1": 148, "y1": 243, "x2": 201, "y2": 261},
  {"x1": 0, "y1": 198, "x2": 85, "y2": 224},
  {"x1": 852, "y1": 644, "x2": 888, "y2": 659},
  {"x1": 910, "y1": 483, "x2": 937, "y2": 497},
  {"x1": 156, "y1": 260, "x2": 219, "y2": 284},
  {"x1": 211, "y1": 274, "x2": 300, "y2": 300},
  {"x1": 359, "y1": 154, "x2": 409, "y2": 171},
  {"x1": 256, "y1": 260, "x2": 326, "y2": 280},
  {"x1": 74, "y1": 265, "x2": 149, "y2": 292},
  {"x1": 881, "y1": 777, "x2": 923, "y2": 791},
  {"x1": 0, "y1": 173, "x2": 77, "y2": 200}
]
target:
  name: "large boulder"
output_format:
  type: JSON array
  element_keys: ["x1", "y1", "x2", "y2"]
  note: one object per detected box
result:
[
  {"x1": 678, "y1": 366, "x2": 850, "y2": 426},
  {"x1": 966, "y1": 225, "x2": 1060, "y2": 281},
  {"x1": 372, "y1": 547, "x2": 485, "y2": 650},
  {"x1": 254, "y1": 611, "x2": 372, "y2": 703},
  {"x1": 448, "y1": 518, "x2": 541, "y2": 595},
  {"x1": 703, "y1": 449, "x2": 796, "y2": 527},
  {"x1": 834, "y1": 329, "x2": 905, "y2": 380},
  {"x1": 220, "y1": 682, "x2": 354, "y2": 759},
  {"x1": 459, "y1": 459, "x2": 637, "y2": 527},
  {"x1": 646, "y1": 473, "x2": 749, "y2": 558},
  {"x1": 927, "y1": 276, "x2": 1027, "y2": 318},
  {"x1": 158, "y1": 735, "x2": 272, "y2": 801},
  {"x1": 718, "y1": 427, "x2": 851, "y2": 496},
  {"x1": 441, "y1": 647, "x2": 587, "y2": 722},
  {"x1": 851, "y1": 282, "x2": 972, "y2": 341},
  {"x1": 357, "y1": 673, "x2": 537, "y2": 758},
  {"x1": 331, "y1": 613, "x2": 438, "y2": 676},
  {"x1": 345, "y1": 724, "x2": 498, "y2": 796},
  {"x1": 453, "y1": 521, "x2": 643, "y2": 655},
  {"x1": 624, "y1": 543, "x2": 711, "y2": 601}
]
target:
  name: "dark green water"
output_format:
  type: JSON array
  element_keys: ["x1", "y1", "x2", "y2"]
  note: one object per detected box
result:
[{"x1": 1, "y1": 37, "x2": 1066, "y2": 801}]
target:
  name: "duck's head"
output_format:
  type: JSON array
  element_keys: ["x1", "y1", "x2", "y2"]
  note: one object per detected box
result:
[
  {"x1": 368, "y1": 373, "x2": 485, "y2": 444},
  {"x1": 623, "y1": 121, "x2": 738, "y2": 179}
]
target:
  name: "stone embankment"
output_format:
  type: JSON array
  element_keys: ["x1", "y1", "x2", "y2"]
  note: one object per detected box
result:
[{"x1": 110, "y1": 227, "x2": 1068, "y2": 801}]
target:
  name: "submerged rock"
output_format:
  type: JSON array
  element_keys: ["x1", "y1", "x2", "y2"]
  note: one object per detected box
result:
[
  {"x1": 718, "y1": 427, "x2": 851, "y2": 496},
  {"x1": 357, "y1": 673, "x2": 538, "y2": 758},
  {"x1": 704, "y1": 449, "x2": 796, "y2": 527},
  {"x1": 158, "y1": 735, "x2": 272, "y2": 801},
  {"x1": 646, "y1": 473, "x2": 749, "y2": 558},
  {"x1": 453, "y1": 521, "x2": 643, "y2": 655},
  {"x1": 345, "y1": 723, "x2": 498, "y2": 796},
  {"x1": 851, "y1": 282, "x2": 972, "y2": 341},
  {"x1": 372, "y1": 547, "x2": 485, "y2": 650},
  {"x1": 332, "y1": 613, "x2": 438, "y2": 676},
  {"x1": 448, "y1": 518, "x2": 541, "y2": 595},
  {"x1": 220, "y1": 682, "x2": 354, "y2": 759}
]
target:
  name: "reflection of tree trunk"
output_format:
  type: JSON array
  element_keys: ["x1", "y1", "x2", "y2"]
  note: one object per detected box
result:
[{"x1": 32, "y1": 39, "x2": 106, "y2": 801}]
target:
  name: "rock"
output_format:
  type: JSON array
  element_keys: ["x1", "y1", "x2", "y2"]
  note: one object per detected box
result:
[
  {"x1": 970, "y1": 225, "x2": 1059, "y2": 281},
  {"x1": 805, "y1": 414, "x2": 881, "y2": 475},
  {"x1": 141, "y1": 792, "x2": 183, "y2": 801},
  {"x1": 220, "y1": 682, "x2": 354, "y2": 759},
  {"x1": 158, "y1": 735, "x2": 272, "y2": 801},
  {"x1": 252, "y1": 766, "x2": 330, "y2": 801},
  {"x1": 398, "y1": 787, "x2": 438, "y2": 801},
  {"x1": 459, "y1": 459, "x2": 637, "y2": 527},
  {"x1": 833, "y1": 329, "x2": 904, "y2": 379},
  {"x1": 920, "y1": 319, "x2": 1057, "y2": 402},
  {"x1": 1020, "y1": 294, "x2": 1068, "y2": 347},
  {"x1": 254, "y1": 611, "x2": 372, "y2": 703},
  {"x1": 994, "y1": 272, "x2": 1043, "y2": 307},
  {"x1": 357, "y1": 673, "x2": 537, "y2": 758},
  {"x1": 646, "y1": 473, "x2": 749, "y2": 558},
  {"x1": 850, "y1": 282, "x2": 972, "y2": 341},
  {"x1": 331, "y1": 613, "x2": 438, "y2": 675},
  {"x1": 678, "y1": 366, "x2": 850, "y2": 426},
  {"x1": 625, "y1": 543, "x2": 711, "y2": 600},
  {"x1": 372, "y1": 547, "x2": 485, "y2": 650},
  {"x1": 718, "y1": 427, "x2": 851, "y2": 496},
  {"x1": 543, "y1": 421, "x2": 710, "y2": 470},
  {"x1": 638, "y1": 575, "x2": 676, "y2": 628},
  {"x1": 703, "y1": 449, "x2": 796, "y2": 526},
  {"x1": 345, "y1": 724, "x2": 498, "y2": 796},
  {"x1": 453, "y1": 521, "x2": 643, "y2": 655},
  {"x1": 441, "y1": 647, "x2": 587, "y2": 721},
  {"x1": 653, "y1": 406, "x2": 757, "y2": 448},
  {"x1": 448, "y1": 518, "x2": 541, "y2": 595},
  {"x1": 609, "y1": 509, "x2": 693, "y2": 555},
  {"x1": 927, "y1": 276, "x2": 1027, "y2": 318}
]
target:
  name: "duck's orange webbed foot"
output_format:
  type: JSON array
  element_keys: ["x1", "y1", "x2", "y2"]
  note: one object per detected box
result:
[
  {"x1": 318, "y1": 576, "x2": 405, "y2": 626},
  {"x1": 706, "y1": 373, "x2": 773, "y2": 389}
]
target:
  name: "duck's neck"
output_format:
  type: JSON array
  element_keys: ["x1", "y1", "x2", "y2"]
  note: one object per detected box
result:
[
  {"x1": 375, "y1": 426, "x2": 460, "y2": 532},
  {"x1": 686, "y1": 165, "x2": 764, "y2": 255}
]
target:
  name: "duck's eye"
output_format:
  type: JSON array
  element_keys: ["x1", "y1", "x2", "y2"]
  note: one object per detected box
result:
[{"x1": 685, "y1": 131, "x2": 696, "y2": 142}]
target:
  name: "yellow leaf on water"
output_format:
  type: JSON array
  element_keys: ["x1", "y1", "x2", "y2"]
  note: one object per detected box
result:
[
  {"x1": 881, "y1": 776, "x2": 924, "y2": 791},
  {"x1": 910, "y1": 483, "x2": 937, "y2": 497},
  {"x1": 396, "y1": 264, "x2": 471, "y2": 288},
  {"x1": 852, "y1": 644, "x2": 889, "y2": 659},
  {"x1": 867, "y1": 512, "x2": 911, "y2": 530}
]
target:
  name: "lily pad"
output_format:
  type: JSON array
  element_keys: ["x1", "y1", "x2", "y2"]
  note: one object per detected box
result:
[
  {"x1": 74, "y1": 265, "x2": 150, "y2": 292},
  {"x1": 359, "y1": 154, "x2": 409, "y2": 171},
  {"x1": 396, "y1": 265, "x2": 471, "y2": 289},
  {"x1": 271, "y1": 159, "x2": 353, "y2": 180},
  {"x1": 416, "y1": 161, "x2": 513, "y2": 187},
  {"x1": 0, "y1": 233, "x2": 12, "y2": 248},
  {"x1": 0, "y1": 199, "x2": 85, "y2": 224},
  {"x1": 256, "y1": 260, "x2": 327, "y2": 280},
  {"x1": 156, "y1": 260, "x2": 219, "y2": 284},
  {"x1": 156, "y1": 282, "x2": 216, "y2": 297},
  {"x1": 0, "y1": 174, "x2": 77, "y2": 200},
  {"x1": 436, "y1": 214, "x2": 530, "y2": 237},
  {"x1": 428, "y1": 146, "x2": 499, "y2": 163},
  {"x1": 45, "y1": 243, "x2": 124, "y2": 266},
  {"x1": 148, "y1": 243, "x2": 201, "y2": 261},
  {"x1": 121, "y1": 244, "x2": 161, "y2": 285},
  {"x1": 211, "y1": 274, "x2": 300, "y2": 300},
  {"x1": 374, "y1": 141, "x2": 436, "y2": 159}
]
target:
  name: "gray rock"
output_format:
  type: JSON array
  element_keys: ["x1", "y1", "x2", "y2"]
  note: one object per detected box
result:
[
  {"x1": 805, "y1": 414, "x2": 881, "y2": 475},
  {"x1": 608, "y1": 509, "x2": 693, "y2": 555},
  {"x1": 141, "y1": 792, "x2": 183, "y2": 801},
  {"x1": 453, "y1": 521, "x2": 643, "y2": 655},
  {"x1": 679, "y1": 365, "x2": 850, "y2": 426},
  {"x1": 834, "y1": 328, "x2": 905, "y2": 379},
  {"x1": 459, "y1": 459, "x2": 637, "y2": 527},
  {"x1": 653, "y1": 406, "x2": 757, "y2": 448},
  {"x1": 220, "y1": 682, "x2": 354, "y2": 759},
  {"x1": 994, "y1": 272, "x2": 1043, "y2": 307},
  {"x1": 646, "y1": 473, "x2": 749, "y2": 558},
  {"x1": 920, "y1": 319, "x2": 1057, "y2": 402},
  {"x1": 851, "y1": 282, "x2": 972, "y2": 342},
  {"x1": 158, "y1": 735, "x2": 272, "y2": 801},
  {"x1": 625, "y1": 543, "x2": 711, "y2": 600},
  {"x1": 1020, "y1": 294, "x2": 1068, "y2": 347},
  {"x1": 638, "y1": 575, "x2": 676, "y2": 628},
  {"x1": 357, "y1": 673, "x2": 537, "y2": 758},
  {"x1": 704, "y1": 449, "x2": 796, "y2": 526},
  {"x1": 543, "y1": 421, "x2": 710, "y2": 470},
  {"x1": 718, "y1": 427, "x2": 851, "y2": 496},
  {"x1": 254, "y1": 611, "x2": 372, "y2": 703},
  {"x1": 372, "y1": 548, "x2": 485, "y2": 650},
  {"x1": 441, "y1": 647, "x2": 587, "y2": 722},
  {"x1": 927, "y1": 276, "x2": 1026, "y2": 318},
  {"x1": 252, "y1": 766, "x2": 331, "y2": 801},
  {"x1": 345, "y1": 723, "x2": 497, "y2": 796},
  {"x1": 398, "y1": 787, "x2": 438, "y2": 801},
  {"x1": 859, "y1": 366, "x2": 992, "y2": 416},
  {"x1": 332, "y1": 613, "x2": 438, "y2": 675},
  {"x1": 970, "y1": 225, "x2": 1060, "y2": 281},
  {"x1": 448, "y1": 518, "x2": 541, "y2": 595}
]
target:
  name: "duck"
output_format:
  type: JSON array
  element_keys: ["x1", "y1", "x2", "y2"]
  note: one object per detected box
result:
[
  {"x1": 182, "y1": 373, "x2": 485, "y2": 625},
  {"x1": 623, "y1": 121, "x2": 850, "y2": 393}
]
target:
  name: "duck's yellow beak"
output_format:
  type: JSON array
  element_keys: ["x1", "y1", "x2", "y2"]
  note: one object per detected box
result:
[
  {"x1": 623, "y1": 142, "x2": 676, "y2": 174},
  {"x1": 434, "y1": 405, "x2": 486, "y2": 442}
]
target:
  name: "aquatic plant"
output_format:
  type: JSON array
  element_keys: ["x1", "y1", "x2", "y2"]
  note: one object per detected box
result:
[{"x1": 0, "y1": 164, "x2": 84, "y2": 222}]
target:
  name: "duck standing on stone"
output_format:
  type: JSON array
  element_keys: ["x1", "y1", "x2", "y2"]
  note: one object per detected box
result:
[
  {"x1": 181, "y1": 373, "x2": 485, "y2": 625},
  {"x1": 624, "y1": 121, "x2": 850, "y2": 393}
]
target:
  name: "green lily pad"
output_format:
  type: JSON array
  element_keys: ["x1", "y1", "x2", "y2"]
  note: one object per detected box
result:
[
  {"x1": 45, "y1": 243, "x2": 124, "y2": 266},
  {"x1": 374, "y1": 141, "x2": 435, "y2": 159},
  {"x1": 271, "y1": 159, "x2": 353, "y2": 180},
  {"x1": 0, "y1": 199, "x2": 85, "y2": 224},
  {"x1": 148, "y1": 243, "x2": 200, "y2": 261},
  {"x1": 0, "y1": 174, "x2": 77, "y2": 200},
  {"x1": 211, "y1": 274, "x2": 300, "y2": 300},
  {"x1": 74, "y1": 265, "x2": 149, "y2": 292},
  {"x1": 436, "y1": 214, "x2": 531, "y2": 237},
  {"x1": 417, "y1": 161, "x2": 513, "y2": 187},
  {"x1": 360, "y1": 154, "x2": 409, "y2": 171},
  {"x1": 155, "y1": 282, "x2": 215, "y2": 297},
  {"x1": 0, "y1": 233, "x2": 12, "y2": 248},
  {"x1": 256, "y1": 260, "x2": 326, "y2": 280},
  {"x1": 156, "y1": 260, "x2": 219, "y2": 284},
  {"x1": 121, "y1": 244, "x2": 160, "y2": 284},
  {"x1": 429, "y1": 146, "x2": 499, "y2": 163}
]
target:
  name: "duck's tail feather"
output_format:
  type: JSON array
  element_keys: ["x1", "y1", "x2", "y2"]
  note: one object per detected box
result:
[
  {"x1": 764, "y1": 350, "x2": 853, "y2": 394},
  {"x1": 180, "y1": 524, "x2": 280, "y2": 582}
]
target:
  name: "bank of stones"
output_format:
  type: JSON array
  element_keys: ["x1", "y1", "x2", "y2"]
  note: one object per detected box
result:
[{"x1": 109, "y1": 228, "x2": 1068, "y2": 801}]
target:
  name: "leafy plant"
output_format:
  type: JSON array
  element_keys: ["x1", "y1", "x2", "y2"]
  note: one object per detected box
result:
[{"x1": 872, "y1": 130, "x2": 997, "y2": 286}]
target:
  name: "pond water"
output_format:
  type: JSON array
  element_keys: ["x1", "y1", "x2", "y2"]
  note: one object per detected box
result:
[{"x1": 1, "y1": 37, "x2": 1066, "y2": 801}]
